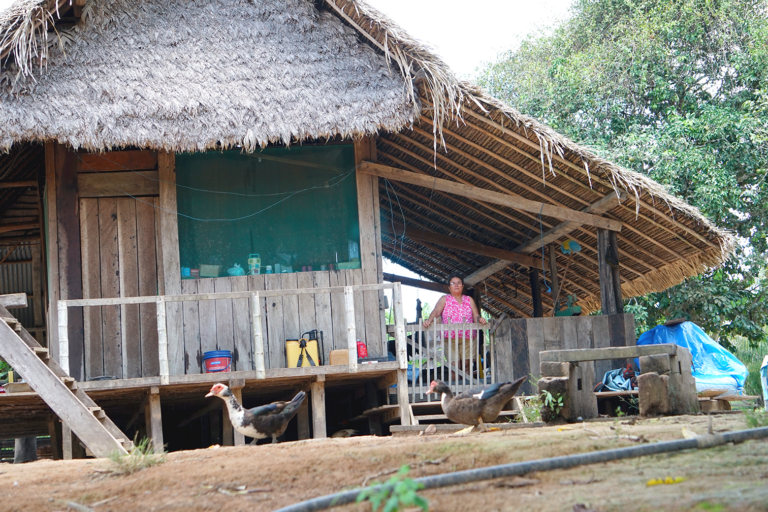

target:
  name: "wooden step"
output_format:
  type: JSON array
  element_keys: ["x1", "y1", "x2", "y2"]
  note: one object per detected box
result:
[
  {"x1": 33, "y1": 347, "x2": 49, "y2": 360},
  {"x1": 415, "y1": 410, "x2": 518, "y2": 422},
  {"x1": 1, "y1": 318, "x2": 21, "y2": 332},
  {"x1": 89, "y1": 407, "x2": 106, "y2": 419}
]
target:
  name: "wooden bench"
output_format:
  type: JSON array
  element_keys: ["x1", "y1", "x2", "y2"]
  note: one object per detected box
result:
[{"x1": 538, "y1": 344, "x2": 698, "y2": 421}]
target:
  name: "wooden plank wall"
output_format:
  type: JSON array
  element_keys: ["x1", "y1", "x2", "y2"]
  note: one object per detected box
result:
[
  {"x1": 494, "y1": 313, "x2": 636, "y2": 395},
  {"x1": 177, "y1": 268, "x2": 369, "y2": 373}
]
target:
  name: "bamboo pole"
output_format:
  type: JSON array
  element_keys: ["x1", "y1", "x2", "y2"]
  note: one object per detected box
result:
[
  {"x1": 57, "y1": 301, "x2": 69, "y2": 376},
  {"x1": 344, "y1": 287, "x2": 358, "y2": 373},
  {"x1": 393, "y1": 283, "x2": 407, "y2": 371},
  {"x1": 156, "y1": 298, "x2": 169, "y2": 385}
]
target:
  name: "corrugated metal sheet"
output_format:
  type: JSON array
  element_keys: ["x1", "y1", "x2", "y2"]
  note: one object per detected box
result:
[{"x1": 0, "y1": 244, "x2": 37, "y2": 328}]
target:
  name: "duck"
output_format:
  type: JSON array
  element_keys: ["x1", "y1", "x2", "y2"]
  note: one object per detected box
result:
[
  {"x1": 205, "y1": 383, "x2": 305, "y2": 444},
  {"x1": 427, "y1": 376, "x2": 526, "y2": 431}
]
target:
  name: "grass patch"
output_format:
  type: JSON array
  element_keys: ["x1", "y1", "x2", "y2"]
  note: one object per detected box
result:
[
  {"x1": 745, "y1": 409, "x2": 768, "y2": 429},
  {"x1": 107, "y1": 436, "x2": 165, "y2": 476}
]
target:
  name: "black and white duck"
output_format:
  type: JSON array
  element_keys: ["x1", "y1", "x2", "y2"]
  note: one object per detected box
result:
[{"x1": 205, "y1": 383, "x2": 305, "y2": 444}]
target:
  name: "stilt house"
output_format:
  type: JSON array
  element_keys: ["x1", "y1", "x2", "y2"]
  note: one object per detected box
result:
[{"x1": 0, "y1": 0, "x2": 733, "y2": 454}]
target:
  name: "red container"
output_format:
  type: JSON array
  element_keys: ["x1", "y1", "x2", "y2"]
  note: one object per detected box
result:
[{"x1": 356, "y1": 341, "x2": 368, "y2": 359}]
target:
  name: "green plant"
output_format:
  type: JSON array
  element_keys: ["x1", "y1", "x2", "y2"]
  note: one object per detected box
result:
[
  {"x1": 356, "y1": 465, "x2": 428, "y2": 512},
  {"x1": 515, "y1": 395, "x2": 542, "y2": 423},
  {"x1": 542, "y1": 390, "x2": 564, "y2": 416},
  {"x1": 745, "y1": 409, "x2": 768, "y2": 429},
  {"x1": 615, "y1": 406, "x2": 626, "y2": 418},
  {"x1": 0, "y1": 361, "x2": 11, "y2": 382},
  {"x1": 107, "y1": 436, "x2": 165, "y2": 476}
]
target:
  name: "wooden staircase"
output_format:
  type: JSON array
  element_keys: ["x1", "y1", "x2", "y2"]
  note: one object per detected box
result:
[{"x1": 0, "y1": 301, "x2": 131, "y2": 458}]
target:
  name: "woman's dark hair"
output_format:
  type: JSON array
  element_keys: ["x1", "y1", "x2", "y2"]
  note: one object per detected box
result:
[{"x1": 446, "y1": 274, "x2": 464, "y2": 287}]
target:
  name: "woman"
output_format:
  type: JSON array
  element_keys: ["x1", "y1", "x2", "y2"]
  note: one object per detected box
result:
[{"x1": 423, "y1": 275, "x2": 487, "y2": 376}]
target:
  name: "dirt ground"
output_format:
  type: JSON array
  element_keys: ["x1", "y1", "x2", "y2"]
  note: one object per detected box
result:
[{"x1": 2, "y1": 413, "x2": 767, "y2": 512}]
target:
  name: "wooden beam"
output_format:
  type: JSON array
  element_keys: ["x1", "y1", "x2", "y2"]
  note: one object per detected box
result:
[
  {"x1": 145, "y1": 387, "x2": 164, "y2": 454},
  {"x1": 310, "y1": 376, "x2": 326, "y2": 439},
  {"x1": 359, "y1": 162, "x2": 622, "y2": 231},
  {"x1": 383, "y1": 273, "x2": 447, "y2": 294},
  {"x1": 382, "y1": 223, "x2": 538, "y2": 268},
  {"x1": 45, "y1": 141, "x2": 59, "y2": 365},
  {"x1": 540, "y1": 344, "x2": 676, "y2": 364},
  {"x1": 77, "y1": 150, "x2": 158, "y2": 173},
  {"x1": 0, "y1": 222, "x2": 39, "y2": 234},
  {"x1": 529, "y1": 268, "x2": 543, "y2": 318},
  {"x1": 0, "y1": 180, "x2": 37, "y2": 189},
  {"x1": 77, "y1": 171, "x2": 159, "y2": 198},
  {"x1": 598, "y1": 229, "x2": 623, "y2": 315},
  {"x1": 516, "y1": 192, "x2": 626, "y2": 253},
  {"x1": 0, "y1": 293, "x2": 27, "y2": 308}
]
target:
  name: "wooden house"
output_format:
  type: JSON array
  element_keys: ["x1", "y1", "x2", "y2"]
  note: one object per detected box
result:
[{"x1": 0, "y1": 0, "x2": 733, "y2": 455}]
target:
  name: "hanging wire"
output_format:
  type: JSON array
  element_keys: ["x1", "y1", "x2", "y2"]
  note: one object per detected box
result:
[{"x1": 538, "y1": 206, "x2": 551, "y2": 294}]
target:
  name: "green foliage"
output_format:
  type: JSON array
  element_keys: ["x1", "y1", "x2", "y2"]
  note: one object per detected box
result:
[
  {"x1": 107, "y1": 436, "x2": 166, "y2": 476},
  {"x1": 356, "y1": 466, "x2": 429, "y2": 512},
  {"x1": 745, "y1": 409, "x2": 768, "y2": 428},
  {"x1": 0, "y1": 361, "x2": 10, "y2": 382},
  {"x1": 733, "y1": 336, "x2": 767, "y2": 401},
  {"x1": 542, "y1": 390, "x2": 564, "y2": 415},
  {"x1": 477, "y1": 0, "x2": 768, "y2": 348},
  {"x1": 515, "y1": 395, "x2": 542, "y2": 423}
]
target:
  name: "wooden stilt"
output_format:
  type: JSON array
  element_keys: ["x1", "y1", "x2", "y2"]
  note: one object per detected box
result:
[
  {"x1": 297, "y1": 396, "x2": 310, "y2": 440},
  {"x1": 48, "y1": 419, "x2": 62, "y2": 460},
  {"x1": 145, "y1": 387, "x2": 164, "y2": 454},
  {"x1": 310, "y1": 376, "x2": 326, "y2": 439},
  {"x1": 597, "y1": 228, "x2": 623, "y2": 315},
  {"x1": 221, "y1": 404, "x2": 234, "y2": 446},
  {"x1": 396, "y1": 369, "x2": 413, "y2": 426}
]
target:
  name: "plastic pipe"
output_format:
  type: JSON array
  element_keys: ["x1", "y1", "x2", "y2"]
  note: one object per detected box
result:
[{"x1": 274, "y1": 426, "x2": 768, "y2": 512}]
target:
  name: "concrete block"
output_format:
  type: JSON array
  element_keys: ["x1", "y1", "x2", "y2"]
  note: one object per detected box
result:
[
  {"x1": 639, "y1": 354, "x2": 671, "y2": 375},
  {"x1": 667, "y1": 347, "x2": 699, "y2": 415},
  {"x1": 540, "y1": 361, "x2": 569, "y2": 377},
  {"x1": 638, "y1": 372, "x2": 670, "y2": 416},
  {"x1": 537, "y1": 377, "x2": 568, "y2": 422}
]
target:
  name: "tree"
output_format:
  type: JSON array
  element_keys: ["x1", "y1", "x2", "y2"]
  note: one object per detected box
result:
[{"x1": 477, "y1": 0, "x2": 768, "y2": 347}]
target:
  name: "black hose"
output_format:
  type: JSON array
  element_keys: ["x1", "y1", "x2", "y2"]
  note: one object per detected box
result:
[{"x1": 274, "y1": 426, "x2": 768, "y2": 512}]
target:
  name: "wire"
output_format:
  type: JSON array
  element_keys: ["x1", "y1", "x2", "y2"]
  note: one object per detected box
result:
[{"x1": 538, "y1": 206, "x2": 551, "y2": 294}]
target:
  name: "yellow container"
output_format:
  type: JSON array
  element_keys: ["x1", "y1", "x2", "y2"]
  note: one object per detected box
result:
[{"x1": 286, "y1": 338, "x2": 320, "y2": 368}]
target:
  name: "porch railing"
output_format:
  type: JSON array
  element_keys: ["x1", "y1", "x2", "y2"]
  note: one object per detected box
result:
[
  {"x1": 58, "y1": 282, "x2": 407, "y2": 385},
  {"x1": 387, "y1": 320, "x2": 495, "y2": 403}
]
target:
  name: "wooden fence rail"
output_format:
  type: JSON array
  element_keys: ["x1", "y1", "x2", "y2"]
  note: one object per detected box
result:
[{"x1": 58, "y1": 283, "x2": 405, "y2": 385}]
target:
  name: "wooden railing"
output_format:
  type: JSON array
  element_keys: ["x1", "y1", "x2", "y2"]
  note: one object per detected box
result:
[
  {"x1": 58, "y1": 282, "x2": 407, "y2": 385},
  {"x1": 387, "y1": 321, "x2": 495, "y2": 403}
]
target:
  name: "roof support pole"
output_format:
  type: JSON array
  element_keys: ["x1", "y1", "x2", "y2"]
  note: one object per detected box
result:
[
  {"x1": 529, "y1": 267, "x2": 543, "y2": 318},
  {"x1": 597, "y1": 229, "x2": 623, "y2": 315},
  {"x1": 548, "y1": 244, "x2": 560, "y2": 308}
]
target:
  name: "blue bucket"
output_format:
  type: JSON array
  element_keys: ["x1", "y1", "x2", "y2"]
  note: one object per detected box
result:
[{"x1": 203, "y1": 350, "x2": 232, "y2": 373}]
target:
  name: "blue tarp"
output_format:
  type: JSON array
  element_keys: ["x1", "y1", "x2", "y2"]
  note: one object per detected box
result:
[{"x1": 636, "y1": 321, "x2": 748, "y2": 394}]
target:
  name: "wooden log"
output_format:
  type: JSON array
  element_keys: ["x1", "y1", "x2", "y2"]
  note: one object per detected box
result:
[
  {"x1": 344, "y1": 286, "x2": 358, "y2": 373},
  {"x1": 77, "y1": 171, "x2": 159, "y2": 198},
  {"x1": 310, "y1": 376, "x2": 326, "y2": 439},
  {"x1": 597, "y1": 228, "x2": 623, "y2": 315}
]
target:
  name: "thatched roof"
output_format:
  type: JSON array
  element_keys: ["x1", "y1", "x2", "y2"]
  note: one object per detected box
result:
[{"x1": 0, "y1": 0, "x2": 735, "y2": 318}]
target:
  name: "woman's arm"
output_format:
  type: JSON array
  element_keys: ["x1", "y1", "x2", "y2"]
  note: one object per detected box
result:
[
  {"x1": 422, "y1": 296, "x2": 446, "y2": 327},
  {"x1": 468, "y1": 297, "x2": 487, "y2": 324}
]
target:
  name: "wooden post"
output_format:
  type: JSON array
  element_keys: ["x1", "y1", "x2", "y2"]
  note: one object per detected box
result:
[
  {"x1": 157, "y1": 152, "x2": 183, "y2": 376},
  {"x1": 31, "y1": 245, "x2": 44, "y2": 344},
  {"x1": 229, "y1": 379, "x2": 245, "y2": 446},
  {"x1": 61, "y1": 423, "x2": 83, "y2": 459},
  {"x1": 310, "y1": 376, "x2": 326, "y2": 439},
  {"x1": 297, "y1": 395, "x2": 310, "y2": 440},
  {"x1": 251, "y1": 292, "x2": 265, "y2": 378},
  {"x1": 48, "y1": 419, "x2": 62, "y2": 460},
  {"x1": 57, "y1": 301, "x2": 69, "y2": 375},
  {"x1": 145, "y1": 387, "x2": 164, "y2": 454},
  {"x1": 156, "y1": 298, "x2": 170, "y2": 385},
  {"x1": 393, "y1": 283, "x2": 406, "y2": 370},
  {"x1": 529, "y1": 268, "x2": 543, "y2": 318},
  {"x1": 597, "y1": 228, "x2": 623, "y2": 315},
  {"x1": 344, "y1": 286, "x2": 358, "y2": 373},
  {"x1": 548, "y1": 244, "x2": 560, "y2": 306},
  {"x1": 44, "y1": 142, "x2": 59, "y2": 364},
  {"x1": 396, "y1": 369, "x2": 413, "y2": 426}
]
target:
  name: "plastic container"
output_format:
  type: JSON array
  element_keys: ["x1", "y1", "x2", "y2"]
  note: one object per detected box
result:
[
  {"x1": 203, "y1": 350, "x2": 232, "y2": 373},
  {"x1": 248, "y1": 254, "x2": 261, "y2": 275},
  {"x1": 286, "y1": 339, "x2": 320, "y2": 367},
  {"x1": 356, "y1": 341, "x2": 368, "y2": 359}
]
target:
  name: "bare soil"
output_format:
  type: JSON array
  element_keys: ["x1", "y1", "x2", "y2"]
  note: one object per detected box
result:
[{"x1": 2, "y1": 414, "x2": 767, "y2": 512}]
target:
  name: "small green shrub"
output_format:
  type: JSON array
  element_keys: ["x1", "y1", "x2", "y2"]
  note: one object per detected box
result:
[
  {"x1": 515, "y1": 395, "x2": 542, "y2": 423},
  {"x1": 356, "y1": 465, "x2": 428, "y2": 512},
  {"x1": 107, "y1": 436, "x2": 165, "y2": 476},
  {"x1": 542, "y1": 390, "x2": 564, "y2": 416},
  {"x1": 745, "y1": 409, "x2": 768, "y2": 429}
]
